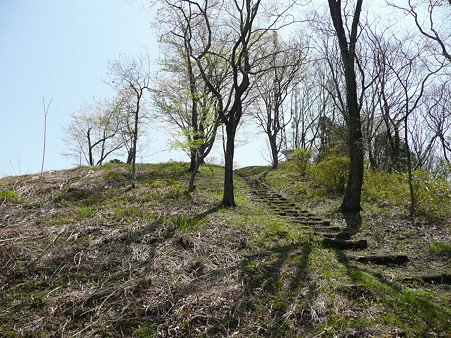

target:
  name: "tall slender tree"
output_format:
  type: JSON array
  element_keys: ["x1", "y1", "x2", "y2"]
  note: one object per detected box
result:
[
  {"x1": 327, "y1": 0, "x2": 365, "y2": 212},
  {"x1": 40, "y1": 98, "x2": 52, "y2": 180},
  {"x1": 109, "y1": 55, "x2": 152, "y2": 188},
  {"x1": 155, "y1": 2, "x2": 222, "y2": 190}
]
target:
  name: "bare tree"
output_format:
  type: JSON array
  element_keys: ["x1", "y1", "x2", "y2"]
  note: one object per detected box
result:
[
  {"x1": 362, "y1": 28, "x2": 411, "y2": 171},
  {"x1": 40, "y1": 97, "x2": 52, "y2": 179},
  {"x1": 153, "y1": 76, "x2": 221, "y2": 192},
  {"x1": 327, "y1": 0, "x2": 365, "y2": 212},
  {"x1": 62, "y1": 98, "x2": 126, "y2": 166},
  {"x1": 388, "y1": 0, "x2": 451, "y2": 62},
  {"x1": 288, "y1": 81, "x2": 323, "y2": 152},
  {"x1": 252, "y1": 33, "x2": 307, "y2": 168},
  {"x1": 312, "y1": 41, "x2": 351, "y2": 158},
  {"x1": 109, "y1": 55, "x2": 152, "y2": 188},
  {"x1": 154, "y1": 2, "x2": 222, "y2": 191},
  {"x1": 191, "y1": 0, "x2": 262, "y2": 207},
  {"x1": 382, "y1": 34, "x2": 444, "y2": 217},
  {"x1": 423, "y1": 81, "x2": 451, "y2": 162}
]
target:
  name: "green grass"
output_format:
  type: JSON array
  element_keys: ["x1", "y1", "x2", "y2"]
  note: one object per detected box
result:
[
  {"x1": 173, "y1": 215, "x2": 201, "y2": 232},
  {"x1": 76, "y1": 206, "x2": 97, "y2": 218},
  {"x1": 114, "y1": 206, "x2": 141, "y2": 220},
  {"x1": 103, "y1": 170, "x2": 123, "y2": 181},
  {"x1": 427, "y1": 240, "x2": 451, "y2": 260},
  {"x1": 133, "y1": 325, "x2": 157, "y2": 337},
  {"x1": 0, "y1": 189, "x2": 20, "y2": 202}
]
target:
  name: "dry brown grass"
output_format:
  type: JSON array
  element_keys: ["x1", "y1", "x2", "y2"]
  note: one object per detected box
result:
[{"x1": 0, "y1": 163, "x2": 449, "y2": 337}]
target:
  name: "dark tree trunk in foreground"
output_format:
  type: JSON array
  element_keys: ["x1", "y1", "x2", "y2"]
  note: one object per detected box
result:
[
  {"x1": 222, "y1": 125, "x2": 237, "y2": 206},
  {"x1": 328, "y1": 0, "x2": 364, "y2": 212},
  {"x1": 269, "y1": 134, "x2": 279, "y2": 169}
]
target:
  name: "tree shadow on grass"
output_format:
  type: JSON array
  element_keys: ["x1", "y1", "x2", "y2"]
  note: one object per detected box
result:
[
  {"x1": 195, "y1": 204, "x2": 224, "y2": 221},
  {"x1": 142, "y1": 239, "x2": 315, "y2": 336},
  {"x1": 332, "y1": 248, "x2": 451, "y2": 336},
  {"x1": 237, "y1": 240, "x2": 315, "y2": 335}
]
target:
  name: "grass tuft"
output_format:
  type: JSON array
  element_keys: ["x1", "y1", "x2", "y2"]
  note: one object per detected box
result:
[{"x1": 0, "y1": 189, "x2": 20, "y2": 202}]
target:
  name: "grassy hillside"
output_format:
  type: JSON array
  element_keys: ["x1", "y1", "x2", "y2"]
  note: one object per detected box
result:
[{"x1": 0, "y1": 162, "x2": 449, "y2": 337}]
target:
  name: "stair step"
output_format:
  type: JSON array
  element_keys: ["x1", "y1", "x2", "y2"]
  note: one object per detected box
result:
[
  {"x1": 244, "y1": 176, "x2": 336, "y2": 238},
  {"x1": 403, "y1": 274, "x2": 451, "y2": 284},
  {"x1": 309, "y1": 217, "x2": 323, "y2": 221},
  {"x1": 334, "y1": 232, "x2": 353, "y2": 240},
  {"x1": 269, "y1": 201, "x2": 289, "y2": 205},
  {"x1": 284, "y1": 210, "x2": 302, "y2": 216},
  {"x1": 275, "y1": 203, "x2": 296, "y2": 207},
  {"x1": 322, "y1": 233, "x2": 339, "y2": 239},
  {"x1": 314, "y1": 226, "x2": 342, "y2": 232},
  {"x1": 297, "y1": 220, "x2": 331, "y2": 227},
  {"x1": 354, "y1": 255, "x2": 409, "y2": 265},
  {"x1": 322, "y1": 238, "x2": 368, "y2": 250}
]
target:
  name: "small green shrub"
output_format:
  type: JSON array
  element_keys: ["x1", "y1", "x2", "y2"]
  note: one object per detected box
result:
[
  {"x1": 174, "y1": 215, "x2": 200, "y2": 232},
  {"x1": 310, "y1": 155, "x2": 350, "y2": 192},
  {"x1": 363, "y1": 170, "x2": 408, "y2": 205},
  {"x1": 109, "y1": 159, "x2": 123, "y2": 164},
  {"x1": 161, "y1": 215, "x2": 200, "y2": 232},
  {"x1": 412, "y1": 170, "x2": 451, "y2": 221},
  {"x1": 162, "y1": 184, "x2": 187, "y2": 199},
  {"x1": 363, "y1": 169, "x2": 450, "y2": 220},
  {"x1": 101, "y1": 161, "x2": 127, "y2": 170},
  {"x1": 0, "y1": 190, "x2": 20, "y2": 202},
  {"x1": 23, "y1": 202, "x2": 43, "y2": 210},
  {"x1": 291, "y1": 148, "x2": 313, "y2": 176},
  {"x1": 77, "y1": 191, "x2": 104, "y2": 206}
]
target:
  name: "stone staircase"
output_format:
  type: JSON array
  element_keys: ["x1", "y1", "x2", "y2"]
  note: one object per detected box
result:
[
  {"x1": 236, "y1": 171, "x2": 414, "y2": 265},
  {"x1": 236, "y1": 169, "x2": 451, "y2": 285},
  {"x1": 238, "y1": 174, "x2": 368, "y2": 249}
]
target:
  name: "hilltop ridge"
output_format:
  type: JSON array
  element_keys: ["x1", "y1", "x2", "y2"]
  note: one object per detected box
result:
[{"x1": 0, "y1": 162, "x2": 449, "y2": 337}]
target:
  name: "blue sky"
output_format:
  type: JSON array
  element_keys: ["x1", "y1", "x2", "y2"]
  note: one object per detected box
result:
[{"x1": 0, "y1": 0, "x2": 267, "y2": 178}]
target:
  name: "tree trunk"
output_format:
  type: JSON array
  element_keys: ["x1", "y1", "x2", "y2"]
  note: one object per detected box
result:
[
  {"x1": 131, "y1": 111, "x2": 139, "y2": 189},
  {"x1": 126, "y1": 150, "x2": 133, "y2": 165},
  {"x1": 404, "y1": 116, "x2": 416, "y2": 219},
  {"x1": 221, "y1": 125, "x2": 236, "y2": 207},
  {"x1": 269, "y1": 134, "x2": 279, "y2": 169},
  {"x1": 188, "y1": 156, "x2": 200, "y2": 193},
  {"x1": 328, "y1": 0, "x2": 364, "y2": 213},
  {"x1": 393, "y1": 125, "x2": 401, "y2": 171},
  {"x1": 340, "y1": 62, "x2": 364, "y2": 212},
  {"x1": 189, "y1": 150, "x2": 197, "y2": 172},
  {"x1": 87, "y1": 129, "x2": 94, "y2": 166}
]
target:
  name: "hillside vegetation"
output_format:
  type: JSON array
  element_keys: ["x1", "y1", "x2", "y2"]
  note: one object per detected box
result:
[{"x1": 0, "y1": 162, "x2": 450, "y2": 337}]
